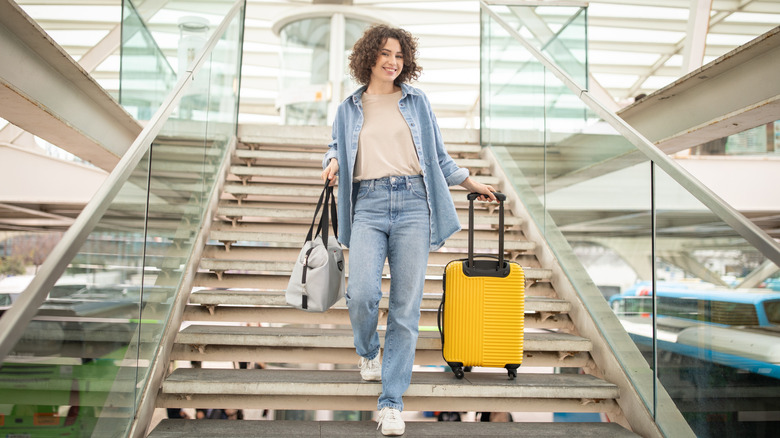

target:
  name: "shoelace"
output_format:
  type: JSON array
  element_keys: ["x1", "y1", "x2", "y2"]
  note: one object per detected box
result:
[
  {"x1": 376, "y1": 408, "x2": 400, "y2": 430},
  {"x1": 362, "y1": 357, "x2": 379, "y2": 370}
]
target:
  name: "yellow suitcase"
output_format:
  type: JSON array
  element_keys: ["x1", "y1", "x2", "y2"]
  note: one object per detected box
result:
[{"x1": 438, "y1": 193, "x2": 525, "y2": 379}]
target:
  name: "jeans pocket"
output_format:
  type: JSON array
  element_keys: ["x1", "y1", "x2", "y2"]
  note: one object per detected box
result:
[
  {"x1": 410, "y1": 182, "x2": 427, "y2": 200},
  {"x1": 356, "y1": 185, "x2": 370, "y2": 201}
]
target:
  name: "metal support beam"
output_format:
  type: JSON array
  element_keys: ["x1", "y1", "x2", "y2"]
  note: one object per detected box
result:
[
  {"x1": 681, "y1": 0, "x2": 713, "y2": 74},
  {"x1": 510, "y1": 5, "x2": 621, "y2": 112},
  {"x1": 618, "y1": 26, "x2": 780, "y2": 155},
  {"x1": 658, "y1": 251, "x2": 730, "y2": 287},
  {"x1": 0, "y1": 0, "x2": 142, "y2": 171},
  {"x1": 737, "y1": 259, "x2": 780, "y2": 289}
]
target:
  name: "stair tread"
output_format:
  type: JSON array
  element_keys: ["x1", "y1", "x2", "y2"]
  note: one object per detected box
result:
[
  {"x1": 216, "y1": 205, "x2": 523, "y2": 226},
  {"x1": 149, "y1": 419, "x2": 638, "y2": 437},
  {"x1": 207, "y1": 230, "x2": 536, "y2": 251},
  {"x1": 196, "y1": 258, "x2": 551, "y2": 279},
  {"x1": 176, "y1": 326, "x2": 590, "y2": 351},
  {"x1": 187, "y1": 291, "x2": 568, "y2": 312},
  {"x1": 234, "y1": 150, "x2": 489, "y2": 169},
  {"x1": 238, "y1": 125, "x2": 479, "y2": 146},
  {"x1": 162, "y1": 368, "x2": 619, "y2": 399},
  {"x1": 229, "y1": 166, "x2": 498, "y2": 184},
  {"x1": 222, "y1": 182, "x2": 491, "y2": 197}
]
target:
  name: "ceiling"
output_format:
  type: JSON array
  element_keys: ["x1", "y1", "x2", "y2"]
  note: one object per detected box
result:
[{"x1": 7, "y1": 0, "x2": 780, "y2": 129}]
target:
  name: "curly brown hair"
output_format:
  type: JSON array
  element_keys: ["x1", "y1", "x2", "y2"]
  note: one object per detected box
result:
[{"x1": 348, "y1": 24, "x2": 422, "y2": 86}]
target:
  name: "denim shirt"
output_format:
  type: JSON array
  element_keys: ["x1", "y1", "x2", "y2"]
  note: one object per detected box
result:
[{"x1": 323, "y1": 83, "x2": 469, "y2": 251}]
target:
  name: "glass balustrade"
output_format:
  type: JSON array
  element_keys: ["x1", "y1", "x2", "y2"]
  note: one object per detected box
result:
[
  {"x1": 119, "y1": 0, "x2": 239, "y2": 121},
  {"x1": 119, "y1": 0, "x2": 177, "y2": 121},
  {"x1": 482, "y1": 3, "x2": 779, "y2": 437},
  {"x1": 0, "y1": 2, "x2": 244, "y2": 437}
]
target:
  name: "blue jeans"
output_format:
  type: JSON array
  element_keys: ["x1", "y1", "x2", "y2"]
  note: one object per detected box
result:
[{"x1": 346, "y1": 175, "x2": 430, "y2": 411}]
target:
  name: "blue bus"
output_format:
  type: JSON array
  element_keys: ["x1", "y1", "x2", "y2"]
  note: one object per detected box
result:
[
  {"x1": 609, "y1": 281, "x2": 780, "y2": 379},
  {"x1": 609, "y1": 281, "x2": 780, "y2": 327}
]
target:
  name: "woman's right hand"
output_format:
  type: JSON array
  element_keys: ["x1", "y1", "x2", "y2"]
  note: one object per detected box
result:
[{"x1": 322, "y1": 158, "x2": 339, "y2": 186}]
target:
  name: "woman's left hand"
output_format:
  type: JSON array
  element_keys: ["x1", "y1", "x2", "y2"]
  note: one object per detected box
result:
[{"x1": 460, "y1": 177, "x2": 497, "y2": 202}]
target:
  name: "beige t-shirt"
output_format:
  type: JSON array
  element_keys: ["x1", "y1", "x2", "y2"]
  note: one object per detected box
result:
[{"x1": 353, "y1": 91, "x2": 422, "y2": 181}]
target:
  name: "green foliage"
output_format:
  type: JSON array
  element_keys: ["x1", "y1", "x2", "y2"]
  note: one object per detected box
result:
[{"x1": 0, "y1": 256, "x2": 26, "y2": 276}]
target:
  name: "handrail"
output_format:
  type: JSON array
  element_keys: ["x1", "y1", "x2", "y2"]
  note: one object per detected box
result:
[
  {"x1": 479, "y1": 0, "x2": 780, "y2": 268},
  {"x1": 0, "y1": 0, "x2": 245, "y2": 362}
]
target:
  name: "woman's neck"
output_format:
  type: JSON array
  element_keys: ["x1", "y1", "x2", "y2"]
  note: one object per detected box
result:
[{"x1": 365, "y1": 82, "x2": 400, "y2": 95}]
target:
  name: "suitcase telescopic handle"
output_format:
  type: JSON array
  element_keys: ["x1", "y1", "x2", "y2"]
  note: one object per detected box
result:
[{"x1": 467, "y1": 192, "x2": 506, "y2": 271}]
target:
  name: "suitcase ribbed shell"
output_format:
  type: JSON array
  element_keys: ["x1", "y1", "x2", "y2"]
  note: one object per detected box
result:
[{"x1": 442, "y1": 260, "x2": 525, "y2": 368}]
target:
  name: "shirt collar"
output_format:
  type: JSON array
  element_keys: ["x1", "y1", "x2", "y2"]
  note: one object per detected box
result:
[{"x1": 350, "y1": 83, "x2": 420, "y2": 104}]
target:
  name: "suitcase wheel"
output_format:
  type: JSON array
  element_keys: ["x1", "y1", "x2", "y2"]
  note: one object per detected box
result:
[
  {"x1": 453, "y1": 366, "x2": 465, "y2": 379},
  {"x1": 507, "y1": 367, "x2": 517, "y2": 380}
]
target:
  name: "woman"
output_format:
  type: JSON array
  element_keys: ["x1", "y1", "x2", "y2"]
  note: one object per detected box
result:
[{"x1": 321, "y1": 24, "x2": 495, "y2": 436}]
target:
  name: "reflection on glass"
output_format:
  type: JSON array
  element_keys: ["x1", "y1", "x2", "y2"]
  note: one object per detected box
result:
[
  {"x1": 0, "y1": 3, "x2": 244, "y2": 436},
  {"x1": 649, "y1": 168, "x2": 780, "y2": 437},
  {"x1": 119, "y1": 0, "x2": 177, "y2": 120},
  {"x1": 483, "y1": 3, "x2": 779, "y2": 436},
  {"x1": 279, "y1": 17, "x2": 331, "y2": 125},
  {"x1": 689, "y1": 120, "x2": 779, "y2": 156},
  {"x1": 277, "y1": 15, "x2": 369, "y2": 125}
]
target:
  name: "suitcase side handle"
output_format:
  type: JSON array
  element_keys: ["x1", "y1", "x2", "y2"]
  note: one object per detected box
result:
[{"x1": 467, "y1": 192, "x2": 505, "y2": 271}]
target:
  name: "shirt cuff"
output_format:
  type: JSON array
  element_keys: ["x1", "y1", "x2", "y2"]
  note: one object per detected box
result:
[
  {"x1": 322, "y1": 150, "x2": 337, "y2": 169},
  {"x1": 445, "y1": 167, "x2": 469, "y2": 186}
]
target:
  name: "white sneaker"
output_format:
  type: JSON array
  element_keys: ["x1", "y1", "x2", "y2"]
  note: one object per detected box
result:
[
  {"x1": 358, "y1": 354, "x2": 382, "y2": 381},
  {"x1": 377, "y1": 407, "x2": 405, "y2": 436}
]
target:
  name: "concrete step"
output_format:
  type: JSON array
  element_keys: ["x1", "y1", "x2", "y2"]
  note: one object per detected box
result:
[
  {"x1": 208, "y1": 220, "x2": 526, "y2": 241},
  {"x1": 237, "y1": 125, "x2": 480, "y2": 147},
  {"x1": 233, "y1": 150, "x2": 491, "y2": 173},
  {"x1": 171, "y1": 326, "x2": 591, "y2": 367},
  {"x1": 181, "y1": 302, "x2": 572, "y2": 331},
  {"x1": 228, "y1": 166, "x2": 499, "y2": 186},
  {"x1": 158, "y1": 368, "x2": 620, "y2": 413},
  {"x1": 201, "y1": 245, "x2": 542, "y2": 268},
  {"x1": 173, "y1": 325, "x2": 584, "y2": 351},
  {"x1": 206, "y1": 229, "x2": 535, "y2": 253},
  {"x1": 221, "y1": 181, "x2": 503, "y2": 201},
  {"x1": 191, "y1": 271, "x2": 554, "y2": 296},
  {"x1": 149, "y1": 419, "x2": 639, "y2": 437},
  {"x1": 196, "y1": 258, "x2": 551, "y2": 280},
  {"x1": 215, "y1": 203, "x2": 523, "y2": 228},
  {"x1": 152, "y1": 144, "x2": 224, "y2": 157},
  {"x1": 186, "y1": 290, "x2": 567, "y2": 313},
  {"x1": 237, "y1": 141, "x2": 482, "y2": 157}
]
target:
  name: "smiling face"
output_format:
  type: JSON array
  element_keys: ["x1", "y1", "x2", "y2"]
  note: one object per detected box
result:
[{"x1": 368, "y1": 37, "x2": 404, "y2": 89}]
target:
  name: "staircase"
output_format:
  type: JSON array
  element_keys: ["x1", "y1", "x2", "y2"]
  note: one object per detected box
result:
[{"x1": 148, "y1": 125, "x2": 641, "y2": 436}]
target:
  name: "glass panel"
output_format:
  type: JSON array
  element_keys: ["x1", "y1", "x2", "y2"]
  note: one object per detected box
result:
[
  {"x1": 481, "y1": 6, "x2": 547, "y2": 216},
  {"x1": 690, "y1": 120, "x2": 779, "y2": 156},
  {"x1": 279, "y1": 17, "x2": 331, "y2": 125},
  {"x1": 481, "y1": 5, "x2": 598, "y2": 237},
  {"x1": 483, "y1": 3, "x2": 780, "y2": 436},
  {"x1": 120, "y1": 0, "x2": 239, "y2": 121},
  {"x1": 120, "y1": 0, "x2": 177, "y2": 120},
  {"x1": 0, "y1": 5, "x2": 243, "y2": 437},
  {"x1": 278, "y1": 15, "x2": 369, "y2": 125},
  {"x1": 483, "y1": 5, "x2": 587, "y2": 88},
  {"x1": 652, "y1": 167, "x2": 780, "y2": 437},
  {"x1": 342, "y1": 18, "x2": 367, "y2": 101}
]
